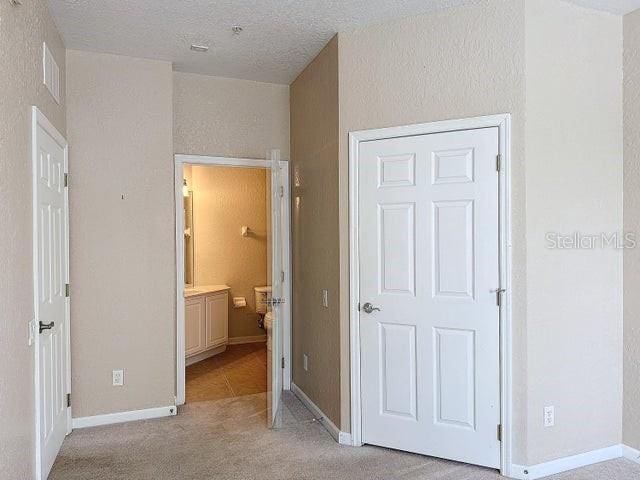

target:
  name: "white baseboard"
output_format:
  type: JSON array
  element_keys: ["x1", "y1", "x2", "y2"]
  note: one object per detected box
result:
[
  {"x1": 510, "y1": 445, "x2": 623, "y2": 479},
  {"x1": 228, "y1": 335, "x2": 266, "y2": 345},
  {"x1": 186, "y1": 345, "x2": 226, "y2": 366},
  {"x1": 622, "y1": 444, "x2": 640, "y2": 464},
  {"x1": 291, "y1": 382, "x2": 351, "y2": 446},
  {"x1": 72, "y1": 405, "x2": 177, "y2": 429}
]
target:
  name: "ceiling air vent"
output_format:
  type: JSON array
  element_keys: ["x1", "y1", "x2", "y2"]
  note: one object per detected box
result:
[{"x1": 190, "y1": 44, "x2": 209, "y2": 52}]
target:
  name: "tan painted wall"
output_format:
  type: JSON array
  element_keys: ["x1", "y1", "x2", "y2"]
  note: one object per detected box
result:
[
  {"x1": 337, "y1": 0, "x2": 623, "y2": 465},
  {"x1": 174, "y1": 72, "x2": 290, "y2": 159},
  {"x1": 190, "y1": 166, "x2": 267, "y2": 338},
  {"x1": 290, "y1": 36, "x2": 341, "y2": 425},
  {"x1": 338, "y1": 0, "x2": 528, "y2": 454},
  {"x1": 624, "y1": 7, "x2": 640, "y2": 452},
  {"x1": 66, "y1": 50, "x2": 175, "y2": 417},
  {"x1": 524, "y1": 0, "x2": 623, "y2": 463},
  {"x1": 0, "y1": 1, "x2": 66, "y2": 476}
]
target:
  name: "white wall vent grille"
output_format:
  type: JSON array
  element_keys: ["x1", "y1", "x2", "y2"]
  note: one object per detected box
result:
[{"x1": 43, "y1": 42, "x2": 60, "y2": 104}]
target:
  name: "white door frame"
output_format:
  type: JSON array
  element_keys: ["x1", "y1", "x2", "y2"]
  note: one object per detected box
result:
[
  {"x1": 348, "y1": 114, "x2": 513, "y2": 476},
  {"x1": 32, "y1": 106, "x2": 71, "y2": 479},
  {"x1": 174, "y1": 154, "x2": 292, "y2": 405}
]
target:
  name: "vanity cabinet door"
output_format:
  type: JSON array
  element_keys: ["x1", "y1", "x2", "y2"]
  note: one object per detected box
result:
[
  {"x1": 185, "y1": 297, "x2": 206, "y2": 357},
  {"x1": 206, "y1": 292, "x2": 228, "y2": 348}
]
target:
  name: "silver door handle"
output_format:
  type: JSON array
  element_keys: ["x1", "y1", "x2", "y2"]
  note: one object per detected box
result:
[{"x1": 362, "y1": 302, "x2": 381, "y2": 314}]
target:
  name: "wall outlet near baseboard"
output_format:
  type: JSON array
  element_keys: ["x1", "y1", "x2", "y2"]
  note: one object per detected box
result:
[
  {"x1": 544, "y1": 405, "x2": 555, "y2": 427},
  {"x1": 112, "y1": 369, "x2": 124, "y2": 386},
  {"x1": 303, "y1": 354, "x2": 309, "y2": 371}
]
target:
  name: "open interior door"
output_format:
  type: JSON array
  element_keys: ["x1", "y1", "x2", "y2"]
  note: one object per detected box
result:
[
  {"x1": 267, "y1": 149, "x2": 285, "y2": 427},
  {"x1": 33, "y1": 107, "x2": 71, "y2": 479}
]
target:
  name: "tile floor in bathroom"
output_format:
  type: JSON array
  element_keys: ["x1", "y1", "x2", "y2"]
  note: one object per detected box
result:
[{"x1": 185, "y1": 342, "x2": 267, "y2": 403}]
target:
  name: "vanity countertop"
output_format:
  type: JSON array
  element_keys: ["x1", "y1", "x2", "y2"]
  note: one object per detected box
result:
[{"x1": 184, "y1": 285, "x2": 231, "y2": 299}]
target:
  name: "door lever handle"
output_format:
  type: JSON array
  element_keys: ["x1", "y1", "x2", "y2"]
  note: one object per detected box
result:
[
  {"x1": 362, "y1": 302, "x2": 381, "y2": 314},
  {"x1": 39, "y1": 321, "x2": 55, "y2": 334}
]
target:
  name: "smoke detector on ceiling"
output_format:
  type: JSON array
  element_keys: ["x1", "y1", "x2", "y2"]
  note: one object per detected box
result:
[{"x1": 190, "y1": 44, "x2": 209, "y2": 53}]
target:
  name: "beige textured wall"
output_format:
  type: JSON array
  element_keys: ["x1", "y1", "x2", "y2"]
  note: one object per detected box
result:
[
  {"x1": 338, "y1": 0, "x2": 528, "y2": 452},
  {"x1": 174, "y1": 72, "x2": 290, "y2": 159},
  {"x1": 524, "y1": 0, "x2": 623, "y2": 464},
  {"x1": 337, "y1": 0, "x2": 624, "y2": 464},
  {"x1": 624, "y1": 7, "x2": 640, "y2": 452},
  {"x1": 290, "y1": 36, "x2": 341, "y2": 426},
  {"x1": 66, "y1": 50, "x2": 175, "y2": 417},
  {"x1": 190, "y1": 166, "x2": 267, "y2": 338},
  {"x1": 0, "y1": 1, "x2": 66, "y2": 476}
]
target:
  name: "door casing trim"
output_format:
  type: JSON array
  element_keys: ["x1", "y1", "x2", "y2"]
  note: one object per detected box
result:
[
  {"x1": 174, "y1": 154, "x2": 292, "y2": 406},
  {"x1": 348, "y1": 114, "x2": 513, "y2": 476},
  {"x1": 32, "y1": 106, "x2": 71, "y2": 480}
]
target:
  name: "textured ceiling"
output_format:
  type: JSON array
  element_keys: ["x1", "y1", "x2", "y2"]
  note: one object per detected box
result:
[
  {"x1": 565, "y1": 0, "x2": 640, "y2": 14},
  {"x1": 48, "y1": 0, "x2": 640, "y2": 85}
]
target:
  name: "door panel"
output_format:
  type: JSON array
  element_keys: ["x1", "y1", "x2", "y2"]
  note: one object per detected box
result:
[
  {"x1": 434, "y1": 327, "x2": 475, "y2": 429},
  {"x1": 34, "y1": 115, "x2": 69, "y2": 479},
  {"x1": 433, "y1": 200, "x2": 474, "y2": 298},
  {"x1": 379, "y1": 322, "x2": 417, "y2": 419},
  {"x1": 378, "y1": 203, "x2": 415, "y2": 295},
  {"x1": 359, "y1": 127, "x2": 500, "y2": 469}
]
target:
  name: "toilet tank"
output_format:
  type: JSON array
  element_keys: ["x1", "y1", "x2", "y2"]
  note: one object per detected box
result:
[{"x1": 254, "y1": 286, "x2": 272, "y2": 314}]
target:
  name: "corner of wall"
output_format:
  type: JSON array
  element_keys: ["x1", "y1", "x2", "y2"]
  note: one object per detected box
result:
[
  {"x1": 623, "y1": 6, "x2": 640, "y2": 452},
  {"x1": 523, "y1": 0, "x2": 624, "y2": 465}
]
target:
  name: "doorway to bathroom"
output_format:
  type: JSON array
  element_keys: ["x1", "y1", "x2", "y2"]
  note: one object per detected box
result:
[{"x1": 174, "y1": 153, "x2": 291, "y2": 427}]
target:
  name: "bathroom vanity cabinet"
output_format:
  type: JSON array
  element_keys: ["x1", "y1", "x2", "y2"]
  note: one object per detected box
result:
[{"x1": 184, "y1": 285, "x2": 230, "y2": 365}]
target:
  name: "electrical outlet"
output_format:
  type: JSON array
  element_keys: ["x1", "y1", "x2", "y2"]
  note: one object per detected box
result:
[
  {"x1": 322, "y1": 290, "x2": 329, "y2": 308},
  {"x1": 303, "y1": 354, "x2": 309, "y2": 371},
  {"x1": 544, "y1": 406, "x2": 555, "y2": 427},
  {"x1": 112, "y1": 369, "x2": 124, "y2": 386}
]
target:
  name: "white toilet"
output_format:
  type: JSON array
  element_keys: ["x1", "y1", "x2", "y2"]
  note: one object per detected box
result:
[
  {"x1": 254, "y1": 286, "x2": 272, "y2": 329},
  {"x1": 264, "y1": 311, "x2": 274, "y2": 351}
]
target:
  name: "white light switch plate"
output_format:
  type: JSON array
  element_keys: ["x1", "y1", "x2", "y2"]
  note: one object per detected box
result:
[{"x1": 322, "y1": 290, "x2": 329, "y2": 308}]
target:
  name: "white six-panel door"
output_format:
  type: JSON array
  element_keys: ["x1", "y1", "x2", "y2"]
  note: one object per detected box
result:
[
  {"x1": 33, "y1": 108, "x2": 70, "y2": 479},
  {"x1": 359, "y1": 127, "x2": 500, "y2": 468}
]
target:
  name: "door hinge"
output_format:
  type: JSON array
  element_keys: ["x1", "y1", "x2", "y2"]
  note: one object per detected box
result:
[
  {"x1": 281, "y1": 357, "x2": 285, "y2": 369},
  {"x1": 65, "y1": 284, "x2": 70, "y2": 298},
  {"x1": 64, "y1": 173, "x2": 68, "y2": 188},
  {"x1": 279, "y1": 186, "x2": 284, "y2": 198},
  {"x1": 67, "y1": 393, "x2": 71, "y2": 408},
  {"x1": 280, "y1": 271, "x2": 285, "y2": 283},
  {"x1": 497, "y1": 424, "x2": 502, "y2": 442},
  {"x1": 494, "y1": 288, "x2": 505, "y2": 306},
  {"x1": 496, "y1": 154, "x2": 502, "y2": 172}
]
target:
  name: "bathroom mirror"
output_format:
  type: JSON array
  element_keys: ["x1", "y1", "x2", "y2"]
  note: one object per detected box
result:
[{"x1": 184, "y1": 191, "x2": 194, "y2": 287}]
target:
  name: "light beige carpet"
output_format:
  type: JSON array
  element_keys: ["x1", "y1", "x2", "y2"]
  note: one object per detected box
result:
[{"x1": 50, "y1": 392, "x2": 640, "y2": 480}]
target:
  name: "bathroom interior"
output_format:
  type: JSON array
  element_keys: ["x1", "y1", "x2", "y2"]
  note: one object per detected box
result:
[{"x1": 182, "y1": 164, "x2": 273, "y2": 406}]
